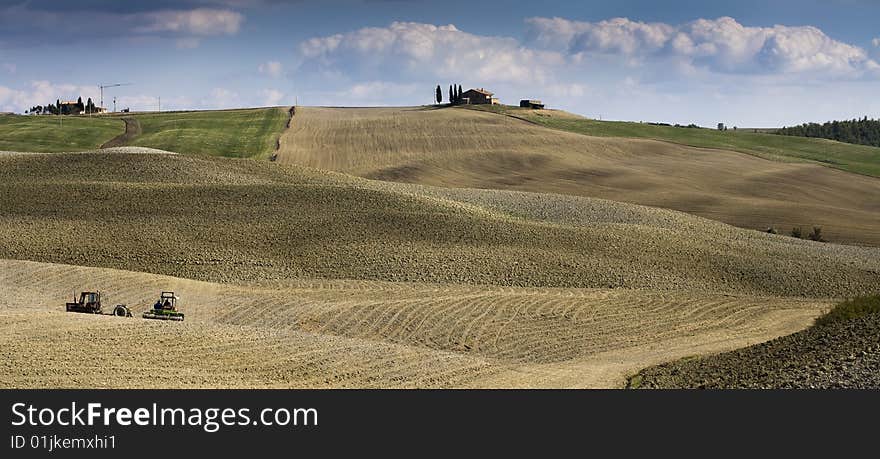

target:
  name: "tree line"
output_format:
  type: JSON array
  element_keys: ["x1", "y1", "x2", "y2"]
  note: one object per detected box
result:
[
  {"x1": 26, "y1": 96, "x2": 100, "y2": 115},
  {"x1": 435, "y1": 84, "x2": 464, "y2": 105},
  {"x1": 776, "y1": 117, "x2": 880, "y2": 148}
]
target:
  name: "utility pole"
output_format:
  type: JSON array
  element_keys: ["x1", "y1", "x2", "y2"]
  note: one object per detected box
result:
[
  {"x1": 158, "y1": 96, "x2": 161, "y2": 112},
  {"x1": 113, "y1": 97, "x2": 117, "y2": 113}
]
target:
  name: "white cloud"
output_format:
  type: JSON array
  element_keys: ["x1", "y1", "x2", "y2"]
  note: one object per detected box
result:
[
  {"x1": 298, "y1": 21, "x2": 565, "y2": 85},
  {"x1": 200, "y1": 87, "x2": 239, "y2": 109},
  {"x1": 873, "y1": 38, "x2": 880, "y2": 48},
  {"x1": 526, "y1": 16, "x2": 878, "y2": 76},
  {"x1": 527, "y1": 17, "x2": 675, "y2": 55},
  {"x1": 303, "y1": 81, "x2": 423, "y2": 107},
  {"x1": 345, "y1": 81, "x2": 419, "y2": 102},
  {"x1": 135, "y1": 8, "x2": 243, "y2": 36},
  {"x1": 258, "y1": 61, "x2": 283, "y2": 78},
  {"x1": 259, "y1": 89, "x2": 285, "y2": 106}
]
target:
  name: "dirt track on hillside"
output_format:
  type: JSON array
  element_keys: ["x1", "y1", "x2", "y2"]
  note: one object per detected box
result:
[{"x1": 100, "y1": 118, "x2": 142, "y2": 148}]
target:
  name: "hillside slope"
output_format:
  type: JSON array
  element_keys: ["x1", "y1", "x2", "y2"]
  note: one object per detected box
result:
[
  {"x1": 2, "y1": 149, "x2": 879, "y2": 388},
  {"x1": 481, "y1": 105, "x2": 880, "y2": 178},
  {"x1": 275, "y1": 106, "x2": 880, "y2": 246},
  {"x1": 633, "y1": 298, "x2": 880, "y2": 389},
  {"x1": 0, "y1": 259, "x2": 829, "y2": 388},
  {"x1": 1, "y1": 150, "x2": 878, "y2": 298},
  {"x1": 0, "y1": 108, "x2": 290, "y2": 158},
  {"x1": 0, "y1": 114, "x2": 123, "y2": 152},
  {"x1": 125, "y1": 107, "x2": 290, "y2": 158}
]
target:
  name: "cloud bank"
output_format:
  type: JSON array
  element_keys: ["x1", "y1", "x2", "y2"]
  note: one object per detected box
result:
[
  {"x1": 0, "y1": 4, "x2": 244, "y2": 47},
  {"x1": 525, "y1": 16, "x2": 879, "y2": 76},
  {"x1": 135, "y1": 8, "x2": 243, "y2": 36},
  {"x1": 298, "y1": 21, "x2": 564, "y2": 85}
]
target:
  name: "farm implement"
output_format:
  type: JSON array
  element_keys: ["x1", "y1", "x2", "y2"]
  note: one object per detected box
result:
[
  {"x1": 65, "y1": 291, "x2": 133, "y2": 317},
  {"x1": 65, "y1": 291, "x2": 184, "y2": 321}
]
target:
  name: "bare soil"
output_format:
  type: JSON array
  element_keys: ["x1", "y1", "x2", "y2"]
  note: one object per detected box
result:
[
  {"x1": 0, "y1": 259, "x2": 828, "y2": 388},
  {"x1": 633, "y1": 313, "x2": 880, "y2": 389}
]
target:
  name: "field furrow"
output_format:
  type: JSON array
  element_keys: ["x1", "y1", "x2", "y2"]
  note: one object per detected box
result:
[{"x1": 0, "y1": 259, "x2": 831, "y2": 388}]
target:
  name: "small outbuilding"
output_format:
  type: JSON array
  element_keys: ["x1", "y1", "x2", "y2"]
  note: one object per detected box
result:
[{"x1": 520, "y1": 99, "x2": 545, "y2": 109}]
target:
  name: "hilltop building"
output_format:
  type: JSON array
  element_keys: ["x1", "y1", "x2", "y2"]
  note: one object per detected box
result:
[
  {"x1": 58, "y1": 100, "x2": 107, "y2": 115},
  {"x1": 520, "y1": 99, "x2": 545, "y2": 109},
  {"x1": 58, "y1": 100, "x2": 81, "y2": 115},
  {"x1": 459, "y1": 88, "x2": 499, "y2": 105}
]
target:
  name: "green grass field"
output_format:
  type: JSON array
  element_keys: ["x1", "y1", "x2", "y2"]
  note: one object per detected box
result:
[
  {"x1": 0, "y1": 115, "x2": 123, "y2": 152},
  {"x1": 472, "y1": 105, "x2": 880, "y2": 178},
  {"x1": 127, "y1": 107, "x2": 289, "y2": 158},
  {"x1": 0, "y1": 107, "x2": 290, "y2": 159}
]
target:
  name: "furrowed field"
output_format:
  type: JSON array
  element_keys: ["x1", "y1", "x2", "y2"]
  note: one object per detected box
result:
[{"x1": 1, "y1": 104, "x2": 878, "y2": 388}]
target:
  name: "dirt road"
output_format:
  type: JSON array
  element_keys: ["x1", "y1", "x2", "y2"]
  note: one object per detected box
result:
[{"x1": 100, "y1": 118, "x2": 142, "y2": 149}]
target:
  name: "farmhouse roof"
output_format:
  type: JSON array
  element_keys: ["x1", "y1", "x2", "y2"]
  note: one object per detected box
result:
[{"x1": 465, "y1": 88, "x2": 494, "y2": 96}]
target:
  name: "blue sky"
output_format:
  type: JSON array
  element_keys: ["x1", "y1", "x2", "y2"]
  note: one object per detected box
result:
[{"x1": 1, "y1": 0, "x2": 878, "y2": 126}]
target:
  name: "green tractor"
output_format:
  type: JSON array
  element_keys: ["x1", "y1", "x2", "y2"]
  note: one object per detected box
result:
[{"x1": 142, "y1": 291, "x2": 185, "y2": 321}]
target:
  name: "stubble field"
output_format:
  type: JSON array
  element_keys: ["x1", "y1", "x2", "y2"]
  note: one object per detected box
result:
[{"x1": 276, "y1": 106, "x2": 880, "y2": 246}]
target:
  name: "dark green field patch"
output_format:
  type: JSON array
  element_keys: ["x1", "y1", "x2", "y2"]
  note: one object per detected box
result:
[
  {"x1": 128, "y1": 107, "x2": 290, "y2": 158},
  {"x1": 0, "y1": 115, "x2": 123, "y2": 152}
]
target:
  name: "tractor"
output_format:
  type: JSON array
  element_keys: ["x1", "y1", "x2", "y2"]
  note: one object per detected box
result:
[
  {"x1": 142, "y1": 291, "x2": 185, "y2": 321},
  {"x1": 65, "y1": 291, "x2": 132, "y2": 317}
]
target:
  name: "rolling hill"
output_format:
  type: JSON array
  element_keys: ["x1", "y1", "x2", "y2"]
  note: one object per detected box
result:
[
  {"x1": 0, "y1": 107, "x2": 290, "y2": 158},
  {"x1": 275, "y1": 106, "x2": 880, "y2": 246},
  {"x1": 3, "y1": 103, "x2": 880, "y2": 389},
  {"x1": 472, "y1": 105, "x2": 880, "y2": 178},
  {"x1": 0, "y1": 258, "x2": 829, "y2": 388},
  {"x1": 2, "y1": 150, "x2": 878, "y2": 296},
  {"x1": 1, "y1": 148, "x2": 879, "y2": 388},
  {"x1": 0, "y1": 114, "x2": 123, "y2": 152},
  {"x1": 122, "y1": 107, "x2": 290, "y2": 158},
  {"x1": 632, "y1": 296, "x2": 880, "y2": 389}
]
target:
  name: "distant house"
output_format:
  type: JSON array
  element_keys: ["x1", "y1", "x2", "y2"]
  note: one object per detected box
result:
[
  {"x1": 59, "y1": 100, "x2": 81, "y2": 115},
  {"x1": 460, "y1": 88, "x2": 499, "y2": 105},
  {"x1": 58, "y1": 100, "x2": 107, "y2": 115},
  {"x1": 520, "y1": 99, "x2": 545, "y2": 109}
]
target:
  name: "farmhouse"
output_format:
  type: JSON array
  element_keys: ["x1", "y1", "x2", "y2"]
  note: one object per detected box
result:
[
  {"x1": 460, "y1": 88, "x2": 499, "y2": 105},
  {"x1": 59, "y1": 100, "x2": 81, "y2": 114},
  {"x1": 58, "y1": 100, "x2": 107, "y2": 115},
  {"x1": 520, "y1": 99, "x2": 545, "y2": 109}
]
